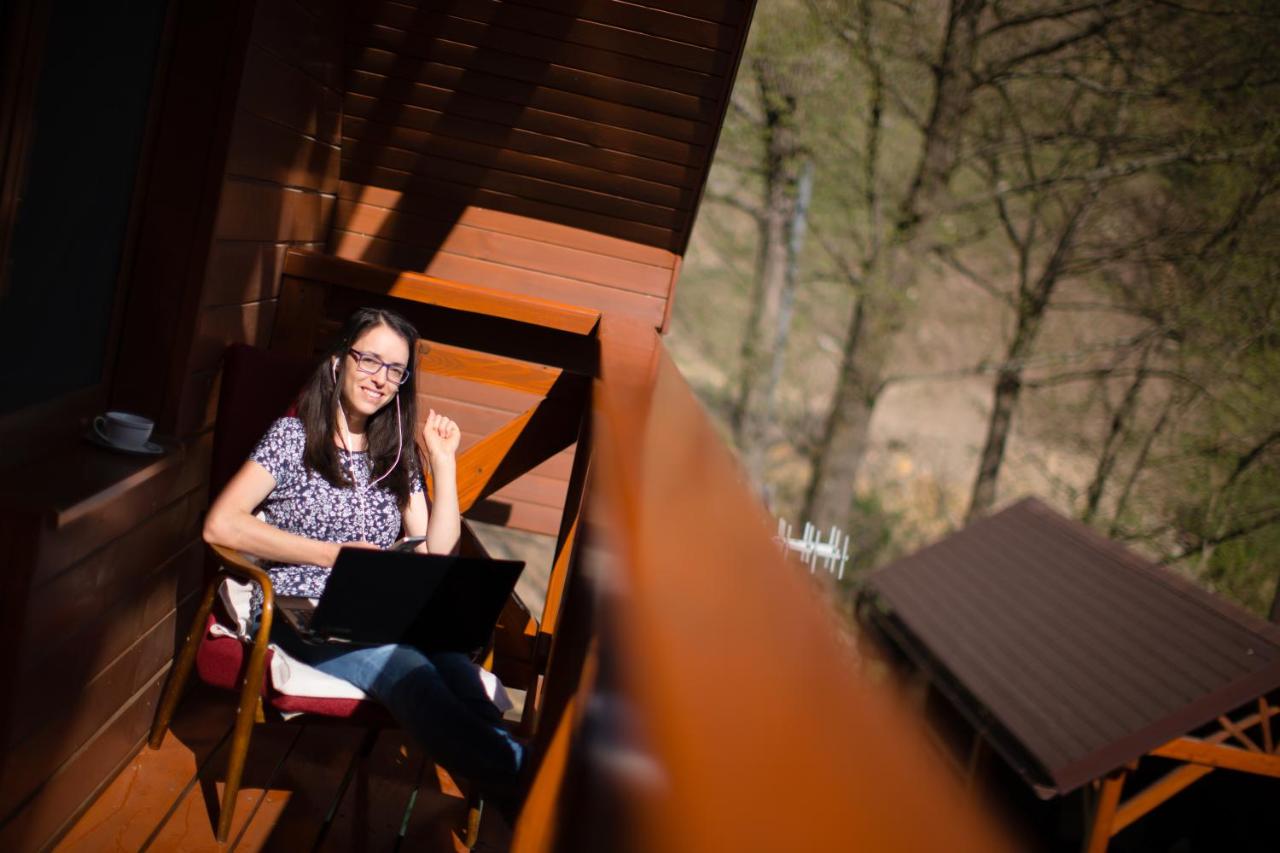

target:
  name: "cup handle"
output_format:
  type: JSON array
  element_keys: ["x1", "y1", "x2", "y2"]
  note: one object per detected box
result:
[{"x1": 93, "y1": 415, "x2": 110, "y2": 443}]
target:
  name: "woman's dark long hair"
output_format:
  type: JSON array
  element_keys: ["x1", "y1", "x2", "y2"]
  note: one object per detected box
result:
[{"x1": 296, "y1": 307, "x2": 420, "y2": 509}]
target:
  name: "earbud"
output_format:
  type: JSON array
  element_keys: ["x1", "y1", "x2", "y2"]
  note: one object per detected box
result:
[{"x1": 331, "y1": 358, "x2": 338, "y2": 382}]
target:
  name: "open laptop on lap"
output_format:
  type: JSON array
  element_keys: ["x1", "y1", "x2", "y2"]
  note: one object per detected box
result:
[{"x1": 276, "y1": 548, "x2": 524, "y2": 657}]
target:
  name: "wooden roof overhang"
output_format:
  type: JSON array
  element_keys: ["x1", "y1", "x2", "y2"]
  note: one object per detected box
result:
[{"x1": 859, "y1": 497, "x2": 1280, "y2": 850}]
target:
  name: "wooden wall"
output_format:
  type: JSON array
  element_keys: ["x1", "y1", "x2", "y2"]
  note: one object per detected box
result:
[
  {"x1": 331, "y1": 0, "x2": 755, "y2": 327},
  {"x1": 173, "y1": 0, "x2": 344, "y2": 438},
  {"x1": 0, "y1": 1, "x2": 344, "y2": 849},
  {"x1": 0, "y1": 446, "x2": 207, "y2": 851},
  {"x1": 329, "y1": 0, "x2": 754, "y2": 534}
]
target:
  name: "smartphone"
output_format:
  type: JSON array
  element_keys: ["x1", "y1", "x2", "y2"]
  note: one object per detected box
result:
[{"x1": 391, "y1": 536, "x2": 427, "y2": 553}]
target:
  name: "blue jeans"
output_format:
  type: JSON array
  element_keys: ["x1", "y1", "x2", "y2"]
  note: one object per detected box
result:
[{"x1": 270, "y1": 621, "x2": 523, "y2": 790}]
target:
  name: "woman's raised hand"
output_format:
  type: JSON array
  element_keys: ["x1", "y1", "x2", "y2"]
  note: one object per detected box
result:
[{"x1": 421, "y1": 408, "x2": 461, "y2": 458}]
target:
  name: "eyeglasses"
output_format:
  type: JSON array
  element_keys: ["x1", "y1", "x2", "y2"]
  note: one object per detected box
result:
[{"x1": 347, "y1": 349, "x2": 411, "y2": 385}]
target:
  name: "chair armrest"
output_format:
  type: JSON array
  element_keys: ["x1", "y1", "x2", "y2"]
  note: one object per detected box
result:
[
  {"x1": 207, "y1": 542, "x2": 276, "y2": 647},
  {"x1": 208, "y1": 542, "x2": 273, "y2": 595},
  {"x1": 207, "y1": 545, "x2": 277, "y2": 701}
]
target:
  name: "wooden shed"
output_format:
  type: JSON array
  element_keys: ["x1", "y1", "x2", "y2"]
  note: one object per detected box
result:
[
  {"x1": 859, "y1": 498, "x2": 1280, "y2": 852},
  {"x1": 0, "y1": 2, "x2": 1006, "y2": 851}
]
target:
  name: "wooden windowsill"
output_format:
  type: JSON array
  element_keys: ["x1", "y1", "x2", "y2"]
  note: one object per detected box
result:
[{"x1": 0, "y1": 435, "x2": 186, "y2": 529}]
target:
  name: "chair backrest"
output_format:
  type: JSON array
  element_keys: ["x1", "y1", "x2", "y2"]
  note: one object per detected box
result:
[{"x1": 210, "y1": 344, "x2": 315, "y2": 497}]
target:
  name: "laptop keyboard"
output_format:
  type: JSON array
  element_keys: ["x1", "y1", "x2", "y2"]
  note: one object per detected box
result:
[{"x1": 279, "y1": 599, "x2": 316, "y2": 633}]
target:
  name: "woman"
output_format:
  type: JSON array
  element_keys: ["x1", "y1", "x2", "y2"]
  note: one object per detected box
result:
[{"x1": 203, "y1": 307, "x2": 522, "y2": 791}]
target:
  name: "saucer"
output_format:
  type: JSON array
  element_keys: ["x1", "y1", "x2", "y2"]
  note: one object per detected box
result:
[{"x1": 85, "y1": 430, "x2": 165, "y2": 456}]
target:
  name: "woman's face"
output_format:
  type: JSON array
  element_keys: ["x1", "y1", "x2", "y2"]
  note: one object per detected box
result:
[{"x1": 337, "y1": 323, "x2": 411, "y2": 422}]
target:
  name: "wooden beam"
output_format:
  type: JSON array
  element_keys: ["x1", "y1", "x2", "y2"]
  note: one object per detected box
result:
[
  {"x1": 1218, "y1": 714, "x2": 1262, "y2": 753},
  {"x1": 1261, "y1": 698, "x2": 1275, "y2": 754},
  {"x1": 1151, "y1": 737, "x2": 1280, "y2": 778},
  {"x1": 313, "y1": 276, "x2": 601, "y2": 377},
  {"x1": 440, "y1": 373, "x2": 588, "y2": 513},
  {"x1": 541, "y1": 407, "x2": 592, "y2": 643},
  {"x1": 517, "y1": 403, "x2": 592, "y2": 738},
  {"x1": 1206, "y1": 703, "x2": 1280, "y2": 745},
  {"x1": 1105, "y1": 705, "x2": 1280, "y2": 839},
  {"x1": 270, "y1": 276, "x2": 325, "y2": 357},
  {"x1": 284, "y1": 250, "x2": 601, "y2": 335},
  {"x1": 417, "y1": 340, "x2": 561, "y2": 397},
  {"x1": 1085, "y1": 769, "x2": 1127, "y2": 853},
  {"x1": 1111, "y1": 763, "x2": 1214, "y2": 836}
]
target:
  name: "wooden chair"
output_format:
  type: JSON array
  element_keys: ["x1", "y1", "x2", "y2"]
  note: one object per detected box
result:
[{"x1": 147, "y1": 344, "x2": 490, "y2": 843}]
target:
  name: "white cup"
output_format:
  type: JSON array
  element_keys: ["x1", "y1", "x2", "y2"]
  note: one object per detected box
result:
[{"x1": 94, "y1": 411, "x2": 154, "y2": 449}]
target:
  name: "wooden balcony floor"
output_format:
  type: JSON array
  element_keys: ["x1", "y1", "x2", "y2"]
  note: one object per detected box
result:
[{"x1": 54, "y1": 682, "x2": 512, "y2": 852}]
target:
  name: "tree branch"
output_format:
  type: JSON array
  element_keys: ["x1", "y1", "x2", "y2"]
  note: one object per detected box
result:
[
  {"x1": 944, "y1": 146, "x2": 1260, "y2": 213},
  {"x1": 983, "y1": 13, "x2": 1125, "y2": 79},
  {"x1": 980, "y1": 1, "x2": 1115, "y2": 39},
  {"x1": 1164, "y1": 507, "x2": 1280, "y2": 564},
  {"x1": 931, "y1": 246, "x2": 1014, "y2": 305},
  {"x1": 1224, "y1": 429, "x2": 1280, "y2": 492},
  {"x1": 1022, "y1": 366, "x2": 1200, "y2": 391},
  {"x1": 704, "y1": 189, "x2": 764, "y2": 223}
]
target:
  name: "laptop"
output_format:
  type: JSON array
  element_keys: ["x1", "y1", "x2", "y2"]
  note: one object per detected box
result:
[{"x1": 276, "y1": 548, "x2": 525, "y2": 656}]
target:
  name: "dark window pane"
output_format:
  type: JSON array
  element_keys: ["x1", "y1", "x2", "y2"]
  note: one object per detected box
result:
[{"x1": 0, "y1": 0, "x2": 168, "y2": 414}]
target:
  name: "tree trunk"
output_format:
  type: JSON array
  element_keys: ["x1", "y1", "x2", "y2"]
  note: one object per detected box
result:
[
  {"x1": 730, "y1": 59, "x2": 804, "y2": 488},
  {"x1": 967, "y1": 366, "x2": 1024, "y2": 522},
  {"x1": 802, "y1": 292, "x2": 894, "y2": 529},
  {"x1": 1108, "y1": 389, "x2": 1181, "y2": 537},
  {"x1": 966, "y1": 198, "x2": 1092, "y2": 522},
  {"x1": 1082, "y1": 352, "x2": 1150, "y2": 524},
  {"x1": 800, "y1": 0, "x2": 985, "y2": 530},
  {"x1": 752, "y1": 159, "x2": 814, "y2": 500}
]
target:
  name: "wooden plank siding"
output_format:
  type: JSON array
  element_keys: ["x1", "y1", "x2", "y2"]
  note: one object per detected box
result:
[
  {"x1": 174, "y1": 0, "x2": 344, "y2": 440},
  {"x1": 329, "y1": 0, "x2": 753, "y2": 537},
  {"x1": 0, "y1": 2, "x2": 349, "y2": 849},
  {"x1": 331, "y1": 0, "x2": 754, "y2": 331},
  {"x1": 0, "y1": 441, "x2": 209, "y2": 851},
  {"x1": 274, "y1": 250, "x2": 592, "y2": 536}
]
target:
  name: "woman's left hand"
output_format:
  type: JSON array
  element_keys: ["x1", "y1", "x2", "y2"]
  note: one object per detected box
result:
[{"x1": 421, "y1": 408, "x2": 461, "y2": 458}]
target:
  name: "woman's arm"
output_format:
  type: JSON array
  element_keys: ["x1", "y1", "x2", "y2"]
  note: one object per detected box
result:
[
  {"x1": 203, "y1": 459, "x2": 344, "y2": 568},
  {"x1": 425, "y1": 450, "x2": 460, "y2": 553},
  {"x1": 419, "y1": 408, "x2": 461, "y2": 554},
  {"x1": 402, "y1": 489, "x2": 428, "y2": 541}
]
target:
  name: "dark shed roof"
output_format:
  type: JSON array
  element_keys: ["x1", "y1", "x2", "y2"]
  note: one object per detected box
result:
[{"x1": 863, "y1": 497, "x2": 1280, "y2": 795}]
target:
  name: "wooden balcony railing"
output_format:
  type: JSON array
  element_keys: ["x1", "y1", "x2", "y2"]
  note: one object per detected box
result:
[{"x1": 514, "y1": 318, "x2": 1012, "y2": 852}]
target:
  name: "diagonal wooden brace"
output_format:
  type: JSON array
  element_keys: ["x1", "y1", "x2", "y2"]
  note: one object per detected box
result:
[
  {"x1": 440, "y1": 372, "x2": 589, "y2": 512},
  {"x1": 1151, "y1": 737, "x2": 1280, "y2": 778}
]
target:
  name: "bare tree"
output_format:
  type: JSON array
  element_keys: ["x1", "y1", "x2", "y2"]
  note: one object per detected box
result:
[{"x1": 803, "y1": 0, "x2": 988, "y2": 530}]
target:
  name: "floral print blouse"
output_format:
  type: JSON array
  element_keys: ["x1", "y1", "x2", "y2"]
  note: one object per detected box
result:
[{"x1": 247, "y1": 416, "x2": 424, "y2": 613}]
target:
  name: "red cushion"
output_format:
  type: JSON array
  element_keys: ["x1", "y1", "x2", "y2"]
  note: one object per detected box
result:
[
  {"x1": 195, "y1": 614, "x2": 270, "y2": 692},
  {"x1": 194, "y1": 614, "x2": 392, "y2": 722}
]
